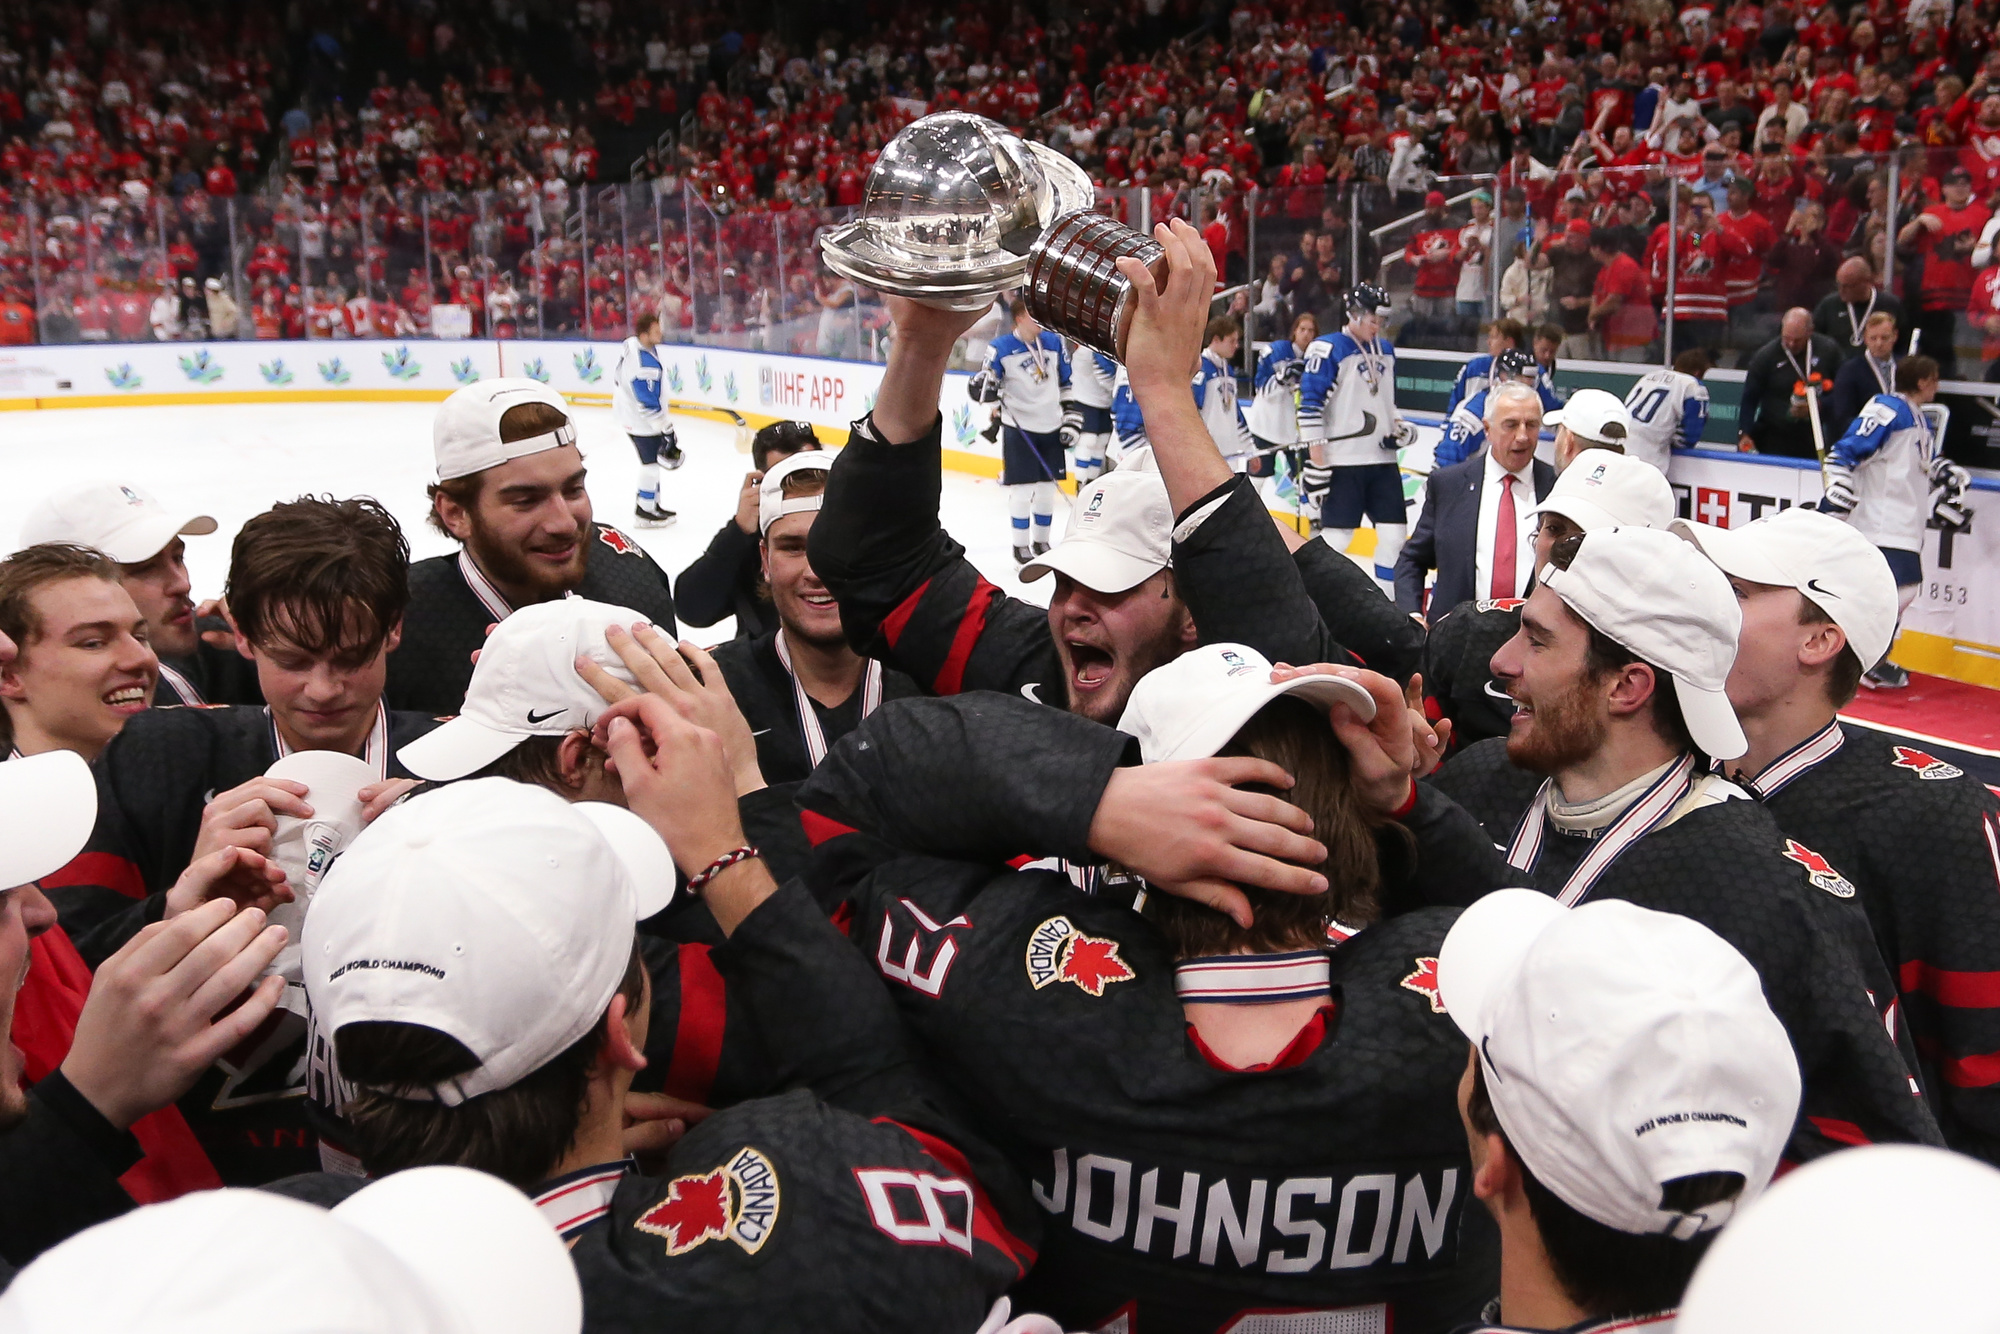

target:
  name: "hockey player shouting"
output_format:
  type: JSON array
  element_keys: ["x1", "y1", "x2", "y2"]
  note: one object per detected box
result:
[{"x1": 968, "y1": 303, "x2": 1074, "y2": 565}]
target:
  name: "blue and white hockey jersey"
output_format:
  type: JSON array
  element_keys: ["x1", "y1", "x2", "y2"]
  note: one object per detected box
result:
[
  {"x1": 1298, "y1": 330, "x2": 1400, "y2": 467},
  {"x1": 1446, "y1": 353, "x2": 1561, "y2": 417},
  {"x1": 1193, "y1": 348, "x2": 1254, "y2": 459},
  {"x1": 1111, "y1": 364, "x2": 1147, "y2": 453},
  {"x1": 1248, "y1": 339, "x2": 1305, "y2": 444},
  {"x1": 612, "y1": 336, "x2": 666, "y2": 435},
  {"x1": 1825, "y1": 392, "x2": 1936, "y2": 553},
  {"x1": 970, "y1": 330, "x2": 1070, "y2": 433},
  {"x1": 1620, "y1": 368, "x2": 1709, "y2": 475},
  {"x1": 1070, "y1": 347, "x2": 1117, "y2": 410}
]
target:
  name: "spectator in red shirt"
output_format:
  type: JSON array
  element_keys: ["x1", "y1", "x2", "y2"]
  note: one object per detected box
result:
[
  {"x1": 1406, "y1": 189, "x2": 1461, "y2": 323},
  {"x1": 1717, "y1": 177, "x2": 1778, "y2": 322},
  {"x1": 1588, "y1": 227, "x2": 1656, "y2": 360},
  {"x1": 1897, "y1": 165, "x2": 1991, "y2": 378},
  {"x1": 203, "y1": 161, "x2": 236, "y2": 196}
]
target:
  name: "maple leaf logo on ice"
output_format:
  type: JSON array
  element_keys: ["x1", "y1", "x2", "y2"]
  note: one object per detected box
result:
[
  {"x1": 1025, "y1": 916, "x2": 1135, "y2": 996},
  {"x1": 635, "y1": 1169, "x2": 732, "y2": 1255},
  {"x1": 1891, "y1": 745, "x2": 1964, "y2": 780},
  {"x1": 1401, "y1": 957, "x2": 1447, "y2": 1013},
  {"x1": 1781, "y1": 839, "x2": 1857, "y2": 899}
]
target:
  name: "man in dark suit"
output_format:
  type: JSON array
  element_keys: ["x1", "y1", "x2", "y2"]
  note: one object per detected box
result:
[{"x1": 1395, "y1": 380, "x2": 1555, "y2": 615}]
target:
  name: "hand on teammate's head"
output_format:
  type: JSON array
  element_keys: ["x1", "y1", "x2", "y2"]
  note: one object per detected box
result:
[
  {"x1": 596, "y1": 692, "x2": 748, "y2": 879},
  {"x1": 580, "y1": 626, "x2": 765, "y2": 796},
  {"x1": 1270, "y1": 663, "x2": 1422, "y2": 812}
]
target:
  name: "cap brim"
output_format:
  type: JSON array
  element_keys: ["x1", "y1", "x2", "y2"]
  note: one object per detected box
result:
[
  {"x1": 1669, "y1": 518, "x2": 1795, "y2": 588},
  {"x1": 1021, "y1": 537, "x2": 1164, "y2": 593},
  {"x1": 1149, "y1": 670, "x2": 1379, "y2": 763},
  {"x1": 397, "y1": 716, "x2": 530, "y2": 782},
  {"x1": 1437, "y1": 888, "x2": 1567, "y2": 1042},
  {"x1": 1526, "y1": 495, "x2": 1622, "y2": 532},
  {"x1": 98, "y1": 511, "x2": 216, "y2": 564},
  {"x1": 1674, "y1": 675, "x2": 1749, "y2": 761},
  {"x1": 0, "y1": 750, "x2": 97, "y2": 886},
  {"x1": 333, "y1": 1167, "x2": 582, "y2": 1334},
  {"x1": 267, "y1": 750, "x2": 379, "y2": 826},
  {"x1": 573, "y1": 802, "x2": 676, "y2": 918}
]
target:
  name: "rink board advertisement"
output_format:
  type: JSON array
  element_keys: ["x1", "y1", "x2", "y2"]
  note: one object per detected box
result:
[{"x1": 1, "y1": 338, "x2": 1996, "y2": 685}]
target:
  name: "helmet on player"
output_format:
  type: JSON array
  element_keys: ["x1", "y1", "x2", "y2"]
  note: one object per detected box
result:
[
  {"x1": 1346, "y1": 283, "x2": 1392, "y2": 317},
  {"x1": 1495, "y1": 348, "x2": 1539, "y2": 383}
]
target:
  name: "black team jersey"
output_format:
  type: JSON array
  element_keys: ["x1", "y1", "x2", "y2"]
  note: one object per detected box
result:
[
  {"x1": 1740, "y1": 721, "x2": 2000, "y2": 1164},
  {"x1": 1292, "y1": 532, "x2": 1427, "y2": 685},
  {"x1": 806, "y1": 415, "x2": 1364, "y2": 705},
  {"x1": 38, "y1": 702, "x2": 441, "y2": 1186},
  {"x1": 287, "y1": 877, "x2": 1041, "y2": 1334},
  {"x1": 1407, "y1": 740, "x2": 1943, "y2": 1162},
  {"x1": 383, "y1": 527, "x2": 679, "y2": 715},
  {"x1": 792, "y1": 695, "x2": 1498, "y2": 1334},
  {"x1": 673, "y1": 518, "x2": 779, "y2": 639},
  {"x1": 153, "y1": 640, "x2": 264, "y2": 708},
  {"x1": 710, "y1": 629, "x2": 922, "y2": 786},
  {"x1": 1417, "y1": 600, "x2": 1524, "y2": 751}
]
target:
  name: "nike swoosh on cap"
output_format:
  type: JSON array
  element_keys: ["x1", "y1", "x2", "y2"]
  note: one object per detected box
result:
[
  {"x1": 1806, "y1": 578, "x2": 1840, "y2": 599},
  {"x1": 526, "y1": 707, "x2": 565, "y2": 724},
  {"x1": 1020, "y1": 683, "x2": 1043, "y2": 703}
]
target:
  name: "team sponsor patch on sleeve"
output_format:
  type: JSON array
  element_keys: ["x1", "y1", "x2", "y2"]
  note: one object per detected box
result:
[
  {"x1": 1025, "y1": 915, "x2": 1135, "y2": 996},
  {"x1": 1780, "y1": 839, "x2": 1858, "y2": 899},
  {"x1": 1400, "y1": 957, "x2": 1446, "y2": 1013},
  {"x1": 1891, "y1": 745, "x2": 1965, "y2": 780},
  {"x1": 633, "y1": 1146, "x2": 780, "y2": 1256}
]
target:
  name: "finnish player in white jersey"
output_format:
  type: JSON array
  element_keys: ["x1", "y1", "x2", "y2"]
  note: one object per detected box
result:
[
  {"x1": 1297, "y1": 284, "x2": 1413, "y2": 583},
  {"x1": 1067, "y1": 343, "x2": 1117, "y2": 483},
  {"x1": 611, "y1": 313, "x2": 679, "y2": 527},
  {"x1": 1192, "y1": 315, "x2": 1254, "y2": 465},
  {"x1": 968, "y1": 304, "x2": 1074, "y2": 564},
  {"x1": 1820, "y1": 353, "x2": 1972, "y2": 688},
  {"x1": 1619, "y1": 350, "x2": 1713, "y2": 477},
  {"x1": 1109, "y1": 363, "x2": 1147, "y2": 466},
  {"x1": 1246, "y1": 312, "x2": 1316, "y2": 501}
]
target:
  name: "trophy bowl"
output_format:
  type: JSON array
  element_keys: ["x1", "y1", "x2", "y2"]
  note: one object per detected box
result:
[{"x1": 819, "y1": 111, "x2": 1095, "y2": 308}]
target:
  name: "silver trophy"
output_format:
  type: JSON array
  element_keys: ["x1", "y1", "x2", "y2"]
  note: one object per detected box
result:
[{"x1": 820, "y1": 112, "x2": 1166, "y2": 360}]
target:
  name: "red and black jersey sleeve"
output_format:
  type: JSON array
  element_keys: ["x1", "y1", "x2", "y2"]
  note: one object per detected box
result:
[
  {"x1": 808, "y1": 413, "x2": 1064, "y2": 700},
  {"x1": 1418, "y1": 601, "x2": 1523, "y2": 751},
  {"x1": 1293, "y1": 533, "x2": 1426, "y2": 685},
  {"x1": 1428, "y1": 735, "x2": 1544, "y2": 846},
  {"x1": 1171, "y1": 477, "x2": 1363, "y2": 673}
]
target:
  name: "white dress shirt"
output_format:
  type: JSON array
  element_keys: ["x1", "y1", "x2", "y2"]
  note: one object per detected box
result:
[{"x1": 1472, "y1": 450, "x2": 1538, "y2": 601}]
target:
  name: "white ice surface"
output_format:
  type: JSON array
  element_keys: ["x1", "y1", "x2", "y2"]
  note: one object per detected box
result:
[{"x1": 0, "y1": 402, "x2": 1057, "y2": 640}]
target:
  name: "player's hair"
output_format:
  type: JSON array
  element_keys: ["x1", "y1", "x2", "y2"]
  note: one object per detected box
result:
[
  {"x1": 1798, "y1": 595, "x2": 1867, "y2": 706},
  {"x1": 425, "y1": 401, "x2": 575, "y2": 537},
  {"x1": 470, "y1": 729, "x2": 607, "y2": 793},
  {"x1": 751, "y1": 420, "x2": 821, "y2": 471},
  {"x1": 1204, "y1": 314, "x2": 1241, "y2": 344},
  {"x1": 1487, "y1": 381, "x2": 1543, "y2": 419},
  {"x1": 1862, "y1": 310, "x2": 1897, "y2": 333},
  {"x1": 1672, "y1": 348, "x2": 1713, "y2": 377},
  {"x1": 633, "y1": 312, "x2": 659, "y2": 337},
  {"x1": 1142, "y1": 695, "x2": 1400, "y2": 956},
  {"x1": 1895, "y1": 354, "x2": 1938, "y2": 391},
  {"x1": 1546, "y1": 534, "x2": 1697, "y2": 754},
  {"x1": 1484, "y1": 317, "x2": 1527, "y2": 348},
  {"x1": 1466, "y1": 1059, "x2": 1740, "y2": 1318},
  {"x1": 1534, "y1": 323, "x2": 1564, "y2": 349},
  {"x1": 225, "y1": 497, "x2": 410, "y2": 659},
  {"x1": 335, "y1": 941, "x2": 646, "y2": 1188},
  {"x1": 0, "y1": 543, "x2": 126, "y2": 752}
]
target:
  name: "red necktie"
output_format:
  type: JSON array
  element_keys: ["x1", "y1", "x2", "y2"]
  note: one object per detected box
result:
[{"x1": 1492, "y1": 473, "x2": 1518, "y2": 600}]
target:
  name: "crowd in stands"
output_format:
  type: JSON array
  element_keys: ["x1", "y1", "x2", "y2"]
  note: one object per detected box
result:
[{"x1": 6, "y1": 0, "x2": 2000, "y2": 374}]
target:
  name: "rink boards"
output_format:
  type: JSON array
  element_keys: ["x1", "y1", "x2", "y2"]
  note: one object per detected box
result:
[{"x1": 0, "y1": 336, "x2": 1995, "y2": 689}]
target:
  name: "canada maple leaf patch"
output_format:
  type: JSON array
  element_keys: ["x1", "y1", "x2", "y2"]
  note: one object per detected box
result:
[
  {"x1": 597, "y1": 523, "x2": 637, "y2": 555},
  {"x1": 1781, "y1": 838, "x2": 1857, "y2": 899},
  {"x1": 1025, "y1": 915, "x2": 1135, "y2": 996},
  {"x1": 1891, "y1": 745, "x2": 1964, "y2": 780},
  {"x1": 633, "y1": 1146, "x2": 780, "y2": 1256},
  {"x1": 1401, "y1": 956, "x2": 1447, "y2": 1013}
]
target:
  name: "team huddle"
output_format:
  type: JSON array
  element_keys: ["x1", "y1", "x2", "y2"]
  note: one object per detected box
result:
[{"x1": 0, "y1": 217, "x2": 1997, "y2": 1333}]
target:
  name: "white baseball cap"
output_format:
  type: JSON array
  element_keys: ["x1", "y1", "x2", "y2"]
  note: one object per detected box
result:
[
  {"x1": 18, "y1": 480, "x2": 218, "y2": 564},
  {"x1": 1117, "y1": 642, "x2": 1376, "y2": 763},
  {"x1": 397, "y1": 598, "x2": 647, "y2": 781},
  {"x1": 758, "y1": 449, "x2": 834, "y2": 535},
  {"x1": 0, "y1": 1167, "x2": 582, "y2": 1334},
  {"x1": 1439, "y1": 889, "x2": 1798, "y2": 1239},
  {"x1": 1671, "y1": 506, "x2": 1899, "y2": 669},
  {"x1": 1678, "y1": 1145, "x2": 2000, "y2": 1333},
  {"x1": 1539, "y1": 526, "x2": 1748, "y2": 760},
  {"x1": 0, "y1": 750, "x2": 96, "y2": 888},
  {"x1": 434, "y1": 377, "x2": 578, "y2": 482},
  {"x1": 304, "y1": 778, "x2": 674, "y2": 1105},
  {"x1": 265, "y1": 749, "x2": 377, "y2": 989},
  {"x1": 1526, "y1": 451, "x2": 1674, "y2": 532},
  {"x1": 1543, "y1": 387, "x2": 1635, "y2": 448},
  {"x1": 1021, "y1": 468, "x2": 1174, "y2": 593}
]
